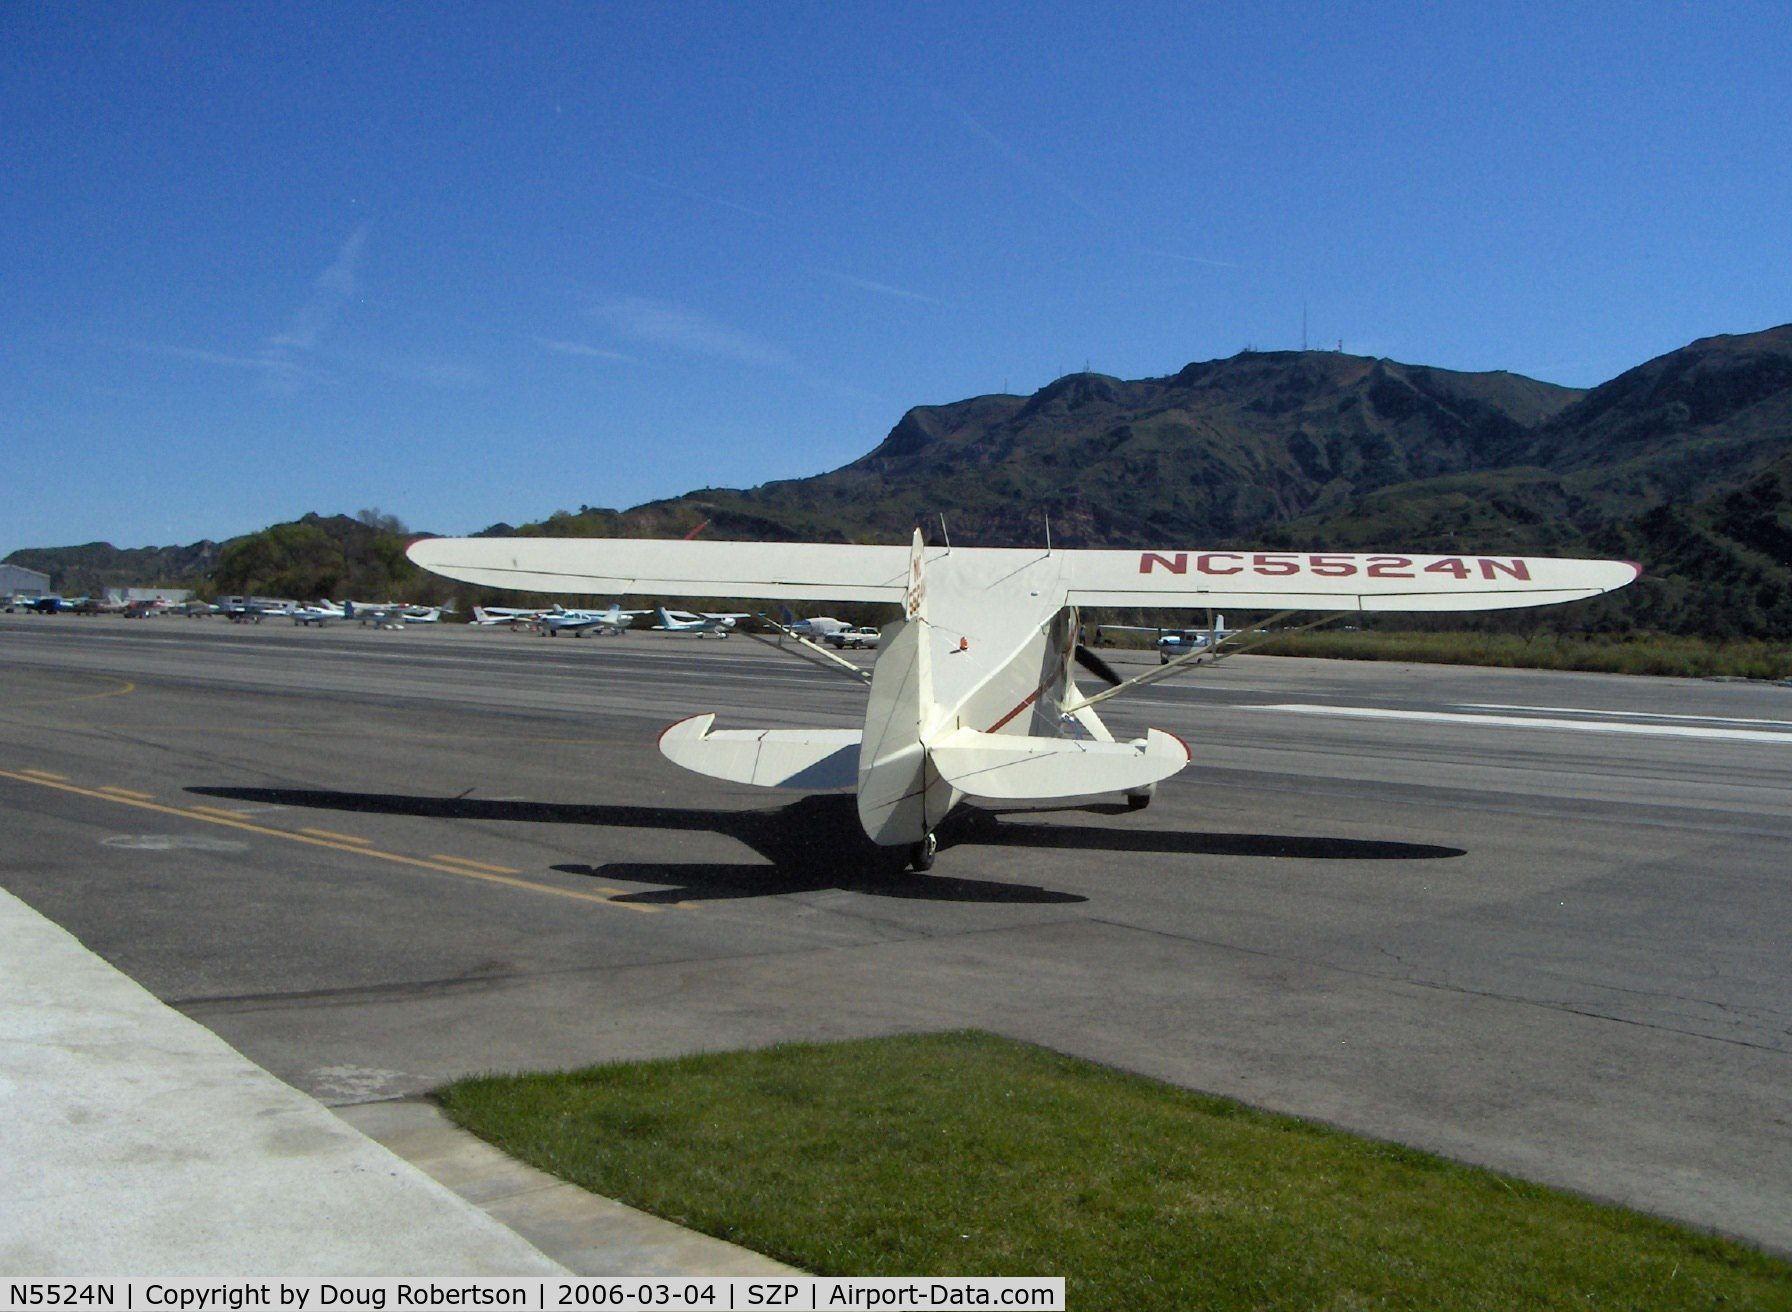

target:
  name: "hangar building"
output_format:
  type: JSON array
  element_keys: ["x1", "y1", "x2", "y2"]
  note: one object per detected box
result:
[{"x1": 1, "y1": 563, "x2": 51, "y2": 598}]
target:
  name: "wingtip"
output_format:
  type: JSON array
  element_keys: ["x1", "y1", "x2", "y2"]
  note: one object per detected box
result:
[{"x1": 657, "y1": 713, "x2": 716, "y2": 748}]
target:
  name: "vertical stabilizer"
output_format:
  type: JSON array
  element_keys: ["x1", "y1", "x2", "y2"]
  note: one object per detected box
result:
[
  {"x1": 857, "y1": 531, "x2": 952, "y2": 847},
  {"x1": 904, "y1": 527, "x2": 927, "y2": 622}
]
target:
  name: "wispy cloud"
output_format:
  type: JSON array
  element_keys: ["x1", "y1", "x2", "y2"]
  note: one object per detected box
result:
[
  {"x1": 585, "y1": 295, "x2": 790, "y2": 368},
  {"x1": 138, "y1": 342, "x2": 313, "y2": 390},
  {"x1": 133, "y1": 227, "x2": 475, "y2": 395},
  {"x1": 142, "y1": 228, "x2": 369, "y2": 396},
  {"x1": 944, "y1": 99, "x2": 1103, "y2": 221},
  {"x1": 147, "y1": 344, "x2": 279, "y2": 370},
  {"x1": 254, "y1": 226, "x2": 368, "y2": 393},
  {"x1": 936, "y1": 94, "x2": 1236, "y2": 272},
  {"x1": 580, "y1": 293, "x2": 884, "y2": 404},
  {"x1": 535, "y1": 336, "x2": 636, "y2": 363},
  {"x1": 1145, "y1": 247, "x2": 1239, "y2": 270},
  {"x1": 362, "y1": 352, "x2": 484, "y2": 389},
  {"x1": 619, "y1": 169, "x2": 779, "y2": 222},
  {"x1": 823, "y1": 271, "x2": 943, "y2": 305},
  {"x1": 270, "y1": 226, "x2": 367, "y2": 352}
]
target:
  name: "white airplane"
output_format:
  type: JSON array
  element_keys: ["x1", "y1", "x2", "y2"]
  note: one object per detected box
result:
[
  {"x1": 349, "y1": 601, "x2": 441, "y2": 628},
  {"x1": 472, "y1": 605, "x2": 547, "y2": 627},
  {"x1": 291, "y1": 600, "x2": 347, "y2": 626},
  {"x1": 535, "y1": 603, "x2": 647, "y2": 637},
  {"x1": 290, "y1": 599, "x2": 441, "y2": 628},
  {"x1": 218, "y1": 596, "x2": 296, "y2": 622},
  {"x1": 409, "y1": 534, "x2": 1640, "y2": 872},
  {"x1": 1097, "y1": 615, "x2": 1239, "y2": 663},
  {"x1": 779, "y1": 611, "x2": 852, "y2": 639},
  {"x1": 653, "y1": 606, "x2": 745, "y2": 638}
]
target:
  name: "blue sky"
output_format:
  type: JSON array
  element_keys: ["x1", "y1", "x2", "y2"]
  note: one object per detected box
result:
[{"x1": 4, "y1": 2, "x2": 1789, "y2": 552}]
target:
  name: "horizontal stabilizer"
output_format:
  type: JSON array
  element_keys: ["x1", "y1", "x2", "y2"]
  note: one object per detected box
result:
[
  {"x1": 928, "y1": 727, "x2": 1190, "y2": 801},
  {"x1": 658, "y1": 714, "x2": 861, "y2": 790}
]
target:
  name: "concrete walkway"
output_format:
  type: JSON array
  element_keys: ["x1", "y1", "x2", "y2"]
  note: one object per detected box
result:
[
  {"x1": 339, "y1": 1100, "x2": 796, "y2": 1276},
  {"x1": 0, "y1": 886, "x2": 789, "y2": 1276}
]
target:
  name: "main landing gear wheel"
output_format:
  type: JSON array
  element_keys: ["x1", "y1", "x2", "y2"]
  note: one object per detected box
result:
[
  {"x1": 1126, "y1": 784, "x2": 1155, "y2": 811},
  {"x1": 908, "y1": 831, "x2": 938, "y2": 872}
]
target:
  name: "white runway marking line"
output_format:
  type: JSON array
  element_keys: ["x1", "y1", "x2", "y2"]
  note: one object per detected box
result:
[
  {"x1": 1250, "y1": 704, "x2": 1792, "y2": 745},
  {"x1": 1464, "y1": 703, "x2": 1792, "y2": 729}
]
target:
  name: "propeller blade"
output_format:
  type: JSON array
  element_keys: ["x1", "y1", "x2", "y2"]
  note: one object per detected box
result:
[{"x1": 1075, "y1": 644, "x2": 1124, "y2": 687}]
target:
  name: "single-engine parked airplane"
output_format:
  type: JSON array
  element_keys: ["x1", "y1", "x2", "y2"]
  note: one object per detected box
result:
[
  {"x1": 409, "y1": 533, "x2": 1640, "y2": 871},
  {"x1": 472, "y1": 605, "x2": 547, "y2": 627},
  {"x1": 1098, "y1": 615, "x2": 1240, "y2": 663},
  {"x1": 535, "y1": 603, "x2": 647, "y2": 637},
  {"x1": 653, "y1": 606, "x2": 745, "y2": 638},
  {"x1": 292, "y1": 600, "x2": 348, "y2": 626},
  {"x1": 780, "y1": 610, "x2": 852, "y2": 639}
]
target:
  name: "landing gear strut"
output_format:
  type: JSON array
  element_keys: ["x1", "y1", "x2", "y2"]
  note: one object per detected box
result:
[{"x1": 908, "y1": 831, "x2": 938, "y2": 872}]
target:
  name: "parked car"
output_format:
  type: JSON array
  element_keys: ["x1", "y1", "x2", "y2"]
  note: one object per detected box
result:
[{"x1": 825, "y1": 625, "x2": 882, "y2": 650}]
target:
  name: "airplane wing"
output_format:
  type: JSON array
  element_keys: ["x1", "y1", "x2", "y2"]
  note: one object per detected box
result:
[
  {"x1": 410, "y1": 538, "x2": 1639, "y2": 614},
  {"x1": 409, "y1": 538, "x2": 911, "y2": 603}
]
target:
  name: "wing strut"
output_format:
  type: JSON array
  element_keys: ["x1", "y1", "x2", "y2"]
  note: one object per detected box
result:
[
  {"x1": 1063, "y1": 608, "x2": 1351, "y2": 713},
  {"x1": 748, "y1": 615, "x2": 874, "y2": 685}
]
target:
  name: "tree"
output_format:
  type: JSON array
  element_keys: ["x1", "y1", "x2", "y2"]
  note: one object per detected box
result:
[{"x1": 355, "y1": 507, "x2": 409, "y2": 536}]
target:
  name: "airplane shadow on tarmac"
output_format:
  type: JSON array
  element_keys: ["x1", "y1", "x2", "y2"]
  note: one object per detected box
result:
[{"x1": 186, "y1": 786, "x2": 1464, "y2": 906}]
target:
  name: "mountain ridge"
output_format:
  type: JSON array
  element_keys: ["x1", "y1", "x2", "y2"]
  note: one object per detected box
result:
[{"x1": 10, "y1": 325, "x2": 1791, "y2": 636}]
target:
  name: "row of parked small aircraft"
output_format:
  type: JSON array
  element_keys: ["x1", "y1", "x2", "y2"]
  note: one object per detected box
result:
[
  {"x1": 5, "y1": 590, "x2": 884, "y2": 644},
  {"x1": 3, "y1": 594, "x2": 452, "y2": 625},
  {"x1": 232, "y1": 598, "x2": 744, "y2": 635},
  {"x1": 5, "y1": 593, "x2": 142, "y2": 616},
  {"x1": 475, "y1": 603, "x2": 745, "y2": 638},
  {"x1": 471, "y1": 604, "x2": 882, "y2": 646},
  {"x1": 3, "y1": 587, "x2": 1243, "y2": 660}
]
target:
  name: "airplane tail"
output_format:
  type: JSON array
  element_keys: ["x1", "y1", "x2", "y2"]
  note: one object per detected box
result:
[
  {"x1": 856, "y1": 532, "x2": 949, "y2": 847},
  {"x1": 903, "y1": 526, "x2": 927, "y2": 623}
]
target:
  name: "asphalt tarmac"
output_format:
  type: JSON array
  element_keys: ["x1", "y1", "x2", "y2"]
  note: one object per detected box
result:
[{"x1": 3, "y1": 612, "x2": 1789, "y2": 1254}]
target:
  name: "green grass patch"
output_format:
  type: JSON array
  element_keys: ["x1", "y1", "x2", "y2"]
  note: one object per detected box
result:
[
  {"x1": 438, "y1": 1031, "x2": 1791, "y2": 1309},
  {"x1": 1249, "y1": 629, "x2": 1792, "y2": 680}
]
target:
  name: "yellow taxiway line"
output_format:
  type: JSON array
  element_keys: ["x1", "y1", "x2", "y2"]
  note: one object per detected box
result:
[
  {"x1": 428, "y1": 852, "x2": 521, "y2": 874},
  {"x1": 0, "y1": 767, "x2": 655, "y2": 911},
  {"x1": 3, "y1": 675, "x2": 139, "y2": 708},
  {"x1": 301, "y1": 826, "x2": 374, "y2": 845}
]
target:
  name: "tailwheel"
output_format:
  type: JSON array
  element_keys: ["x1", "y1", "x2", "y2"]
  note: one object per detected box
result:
[{"x1": 908, "y1": 831, "x2": 938, "y2": 872}]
